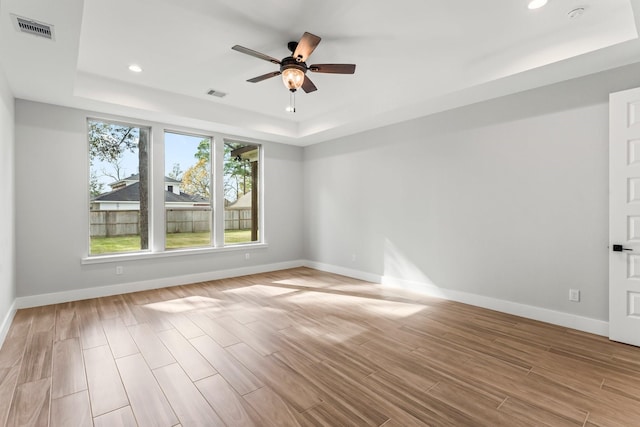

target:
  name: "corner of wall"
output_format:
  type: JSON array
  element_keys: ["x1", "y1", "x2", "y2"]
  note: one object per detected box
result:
[
  {"x1": 0, "y1": 301, "x2": 17, "y2": 347},
  {"x1": 0, "y1": 60, "x2": 17, "y2": 350}
]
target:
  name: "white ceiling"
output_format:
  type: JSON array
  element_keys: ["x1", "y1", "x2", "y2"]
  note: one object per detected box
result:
[{"x1": 1, "y1": 0, "x2": 640, "y2": 146}]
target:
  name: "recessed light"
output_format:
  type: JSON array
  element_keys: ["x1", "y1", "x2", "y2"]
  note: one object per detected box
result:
[
  {"x1": 528, "y1": 0, "x2": 548, "y2": 9},
  {"x1": 128, "y1": 64, "x2": 143, "y2": 73}
]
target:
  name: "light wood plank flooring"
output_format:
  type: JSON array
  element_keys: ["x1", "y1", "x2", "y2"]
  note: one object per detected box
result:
[{"x1": 1, "y1": 267, "x2": 640, "y2": 426}]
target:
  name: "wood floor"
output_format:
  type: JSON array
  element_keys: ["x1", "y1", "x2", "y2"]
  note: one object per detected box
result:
[{"x1": 1, "y1": 268, "x2": 640, "y2": 426}]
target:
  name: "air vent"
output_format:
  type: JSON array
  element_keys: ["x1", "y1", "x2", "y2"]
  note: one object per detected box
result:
[
  {"x1": 11, "y1": 14, "x2": 55, "y2": 40},
  {"x1": 207, "y1": 89, "x2": 227, "y2": 98}
]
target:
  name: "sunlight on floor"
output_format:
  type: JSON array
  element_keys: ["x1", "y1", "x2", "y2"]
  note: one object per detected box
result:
[
  {"x1": 222, "y1": 284, "x2": 299, "y2": 297},
  {"x1": 273, "y1": 278, "x2": 324, "y2": 288},
  {"x1": 144, "y1": 295, "x2": 220, "y2": 313},
  {"x1": 284, "y1": 289, "x2": 426, "y2": 319}
]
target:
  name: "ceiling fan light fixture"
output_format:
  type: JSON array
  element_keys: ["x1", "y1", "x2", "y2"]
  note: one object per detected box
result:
[
  {"x1": 232, "y1": 31, "x2": 355, "y2": 98},
  {"x1": 528, "y1": 0, "x2": 548, "y2": 9},
  {"x1": 282, "y1": 67, "x2": 305, "y2": 91}
]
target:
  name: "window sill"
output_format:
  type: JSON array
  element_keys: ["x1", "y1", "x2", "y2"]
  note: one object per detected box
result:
[{"x1": 81, "y1": 242, "x2": 268, "y2": 265}]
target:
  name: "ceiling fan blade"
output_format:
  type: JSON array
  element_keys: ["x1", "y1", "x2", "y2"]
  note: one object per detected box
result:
[
  {"x1": 247, "y1": 71, "x2": 281, "y2": 83},
  {"x1": 293, "y1": 32, "x2": 321, "y2": 62},
  {"x1": 301, "y1": 75, "x2": 317, "y2": 93},
  {"x1": 232, "y1": 45, "x2": 281, "y2": 65},
  {"x1": 309, "y1": 64, "x2": 356, "y2": 74}
]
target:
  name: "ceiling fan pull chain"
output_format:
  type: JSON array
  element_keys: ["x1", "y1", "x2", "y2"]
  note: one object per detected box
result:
[{"x1": 289, "y1": 91, "x2": 296, "y2": 113}]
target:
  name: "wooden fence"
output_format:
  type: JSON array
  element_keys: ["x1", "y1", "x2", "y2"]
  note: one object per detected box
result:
[
  {"x1": 224, "y1": 210, "x2": 252, "y2": 230},
  {"x1": 90, "y1": 211, "x2": 140, "y2": 237},
  {"x1": 90, "y1": 209, "x2": 252, "y2": 237},
  {"x1": 166, "y1": 209, "x2": 211, "y2": 234}
]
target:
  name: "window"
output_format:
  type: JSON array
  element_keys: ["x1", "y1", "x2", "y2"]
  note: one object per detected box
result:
[
  {"x1": 224, "y1": 141, "x2": 260, "y2": 244},
  {"x1": 164, "y1": 132, "x2": 212, "y2": 250},
  {"x1": 87, "y1": 119, "x2": 262, "y2": 257},
  {"x1": 89, "y1": 120, "x2": 150, "y2": 255}
]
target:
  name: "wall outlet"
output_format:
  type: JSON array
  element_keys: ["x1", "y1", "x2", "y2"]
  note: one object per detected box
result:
[
  {"x1": 245, "y1": 253, "x2": 250, "y2": 260},
  {"x1": 569, "y1": 289, "x2": 580, "y2": 302},
  {"x1": 116, "y1": 266, "x2": 123, "y2": 275},
  {"x1": 351, "y1": 254, "x2": 357, "y2": 262}
]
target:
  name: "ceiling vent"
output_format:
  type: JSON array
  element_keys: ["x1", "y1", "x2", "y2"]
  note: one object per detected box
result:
[
  {"x1": 207, "y1": 89, "x2": 227, "y2": 98},
  {"x1": 11, "y1": 14, "x2": 55, "y2": 40}
]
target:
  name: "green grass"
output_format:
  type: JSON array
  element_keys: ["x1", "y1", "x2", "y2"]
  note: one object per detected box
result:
[
  {"x1": 90, "y1": 230, "x2": 253, "y2": 255},
  {"x1": 166, "y1": 231, "x2": 211, "y2": 249},
  {"x1": 223, "y1": 229, "x2": 255, "y2": 245},
  {"x1": 90, "y1": 235, "x2": 142, "y2": 255}
]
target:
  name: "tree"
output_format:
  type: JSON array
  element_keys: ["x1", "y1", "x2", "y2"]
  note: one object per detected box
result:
[
  {"x1": 167, "y1": 138, "x2": 256, "y2": 200},
  {"x1": 194, "y1": 139, "x2": 210, "y2": 163},
  {"x1": 138, "y1": 129, "x2": 149, "y2": 250},
  {"x1": 89, "y1": 121, "x2": 149, "y2": 249},
  {"x1": 100, "y1": 158, "x2": 127, "y2": 183},
  {"x1": 89, "y1": 121, "x2": 137, "y2": 186},
  {"x1": 89, "y1": 170, "x2": 104, "y2": 197},
  {"x1": 165, "y1": 138, "x2": 255, "y2": 203},
  {"x1": 89, "y1": 122, "x2": 138, "y2": 163},
  {"x1": 223, "y1": 142, "x2": 252, "y2": 202},
  {"x1": 168, "y1": 163, "x2": 183, "y2": 180},
  {"x1": 182, "y1": 158, "x2": 210, "y2": 198},
  {"x1": 179, "y1": 139, "x2": 211, "y2": 198}
]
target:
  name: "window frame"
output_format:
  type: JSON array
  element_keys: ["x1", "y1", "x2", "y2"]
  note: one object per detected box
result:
[
  {"x1": 163, "y1": 130, "x2": 213, "y2": 251},
  {"x1": 83, "y1": 116, "x2": 266, "y2": 264},
  {"x1": 87, "y1": 117, "x2": 152, "y2": 256},
  {"x1": 222, "y1": 139, "x2": 262, "y2": 246}
]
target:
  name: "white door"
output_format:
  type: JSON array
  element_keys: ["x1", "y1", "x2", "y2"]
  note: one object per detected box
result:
[{"x1": 610, "y1": 86, "x2": 640, "y2": 346}]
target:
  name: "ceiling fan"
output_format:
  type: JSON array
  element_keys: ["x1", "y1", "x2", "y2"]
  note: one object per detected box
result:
[{"x1": 232, "y1": 32, "x2": 356, "y2": 94}]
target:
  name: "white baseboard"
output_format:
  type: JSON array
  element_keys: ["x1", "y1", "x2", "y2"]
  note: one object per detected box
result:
[
  {"x1": 302, "y1": 260, "x2": 381, "y2": 284},
  {"x1": 15, "y1": 260, "x2": 305, "y2": 309},
  {"x1": 381, "y1": 275, "x2": 609, "y2": 337},
  {"x1": 303, "y1": 260, "x2": 609, "y2": 337},
  {"x1": 0, "y1": 300, "x2": 17, "y2": 349},
  {"x1": 10, "y1": 259, "x2": 609, "y2": 338}
]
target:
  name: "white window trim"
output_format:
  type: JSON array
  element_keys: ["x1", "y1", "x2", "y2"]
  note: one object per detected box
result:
[
  {"x1": 81, "y1": 242, "x2": 269, "y2": 265},
  {"x1": 86, "y1": 116, "x2": 266, "y2": 261}
]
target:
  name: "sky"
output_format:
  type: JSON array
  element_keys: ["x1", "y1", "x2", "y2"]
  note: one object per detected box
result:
[{"x1": 91, "y1": 131, "x2": 207, "y2": 191}]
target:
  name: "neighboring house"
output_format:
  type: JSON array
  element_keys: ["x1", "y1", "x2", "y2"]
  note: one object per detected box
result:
[
  {"x1": 225, "y1": 191, "x2": 253, "y2": 230},
  {"x1": 226, "y1": 191, "x2": 252, "y2": 210},
  {"x1": 91, "y1": 174, "x2": 208, "y2": 210}
]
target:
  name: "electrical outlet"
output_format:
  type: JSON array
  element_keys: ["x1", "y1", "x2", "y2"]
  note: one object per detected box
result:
[
  {"x1": 569, "y1": 289, "x2": 580, "y2": 302},
  {"x1": 245, "y1": 253, "x2": 250, "y2": 260},
  {"x1": 116, "y1": 266, "x2": 123, "y2": 275},
  {"x1": 351, "y1": 254, "x2": 357, "y2": 262}
]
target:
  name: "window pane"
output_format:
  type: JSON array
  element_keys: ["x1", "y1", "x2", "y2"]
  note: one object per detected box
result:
[
  {"x1": 224, "y1": 141, "x2": 259, "y2": 245},
  {"x1": 164, "y1": 132, "x2": 212, "y2": 249},
  {"x1": 89, "y1": 120, "x2": 150, "y2": 255}
]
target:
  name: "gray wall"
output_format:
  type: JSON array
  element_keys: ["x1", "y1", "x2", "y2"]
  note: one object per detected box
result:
[
  {"x1": 0, "y1": 64, "x2": 15, "y2": 327},
  {"x1": 14, "y1": 100, "x2": 304, "y2": 297},
  {"x1": 11, "y1": 61, "x2": 640, "y2": 326},
  {"x1": 304, "y1": 63, "x2": 640, "y2": 322}
]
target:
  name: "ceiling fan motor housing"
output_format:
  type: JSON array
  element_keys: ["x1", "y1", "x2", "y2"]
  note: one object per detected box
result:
[{"x1": 280, "y1": 57, "x2": 307, "y2": 74}]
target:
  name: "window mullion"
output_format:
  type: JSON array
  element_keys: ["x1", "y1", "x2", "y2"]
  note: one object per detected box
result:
[
  {"x1": 151, "y1": 126, "x2": 165, "y2": 252},
  {"x1": 213, "y1": 134, "x2": 225, "y2": 247}
]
